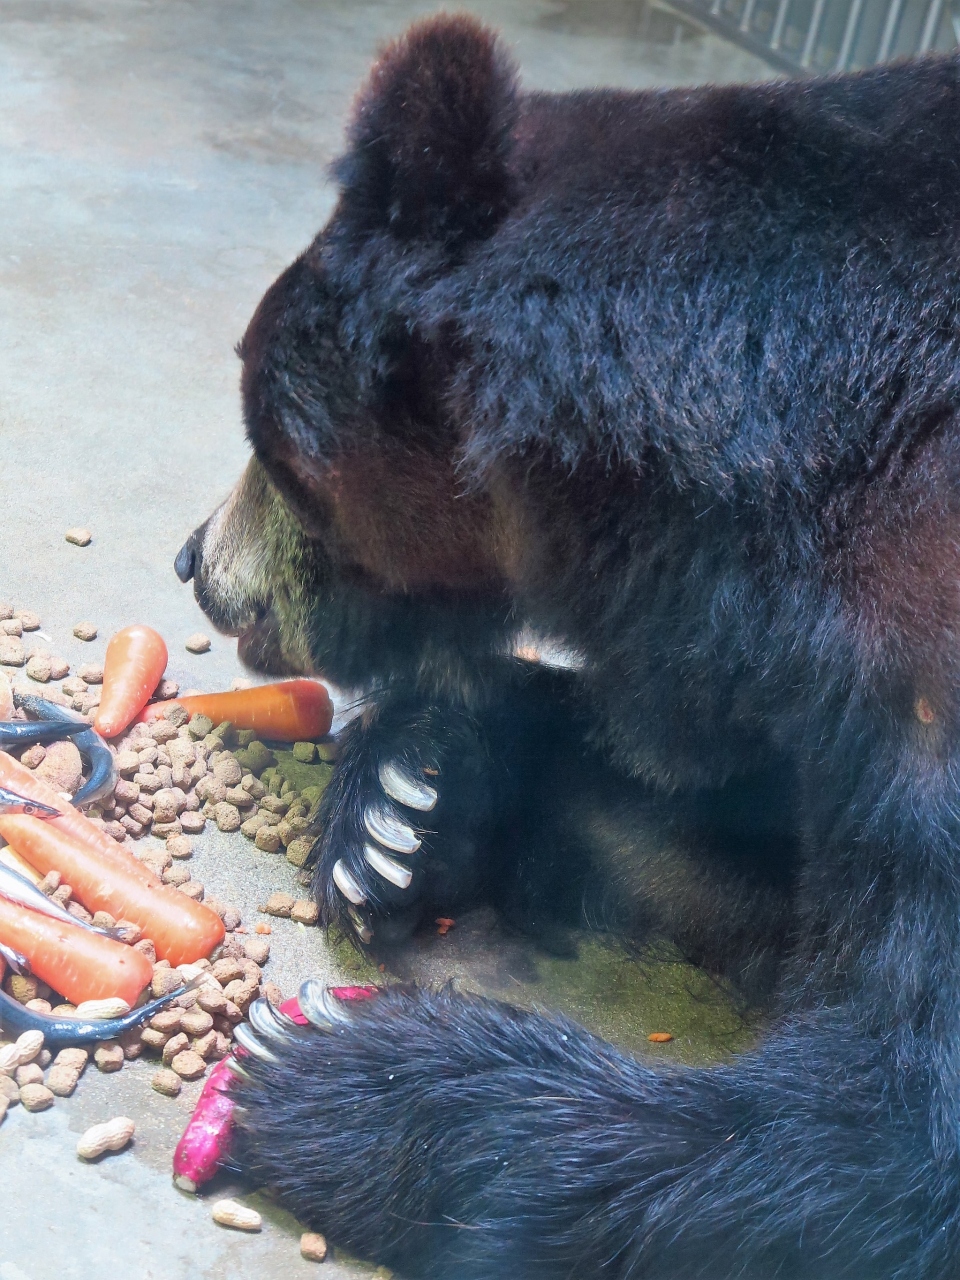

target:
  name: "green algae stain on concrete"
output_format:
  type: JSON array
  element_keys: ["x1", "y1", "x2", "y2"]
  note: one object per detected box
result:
[
  {"x1": 403, "y1": 913, "x2": 759, "y2": 1067},
  {"x1": 327, "y1": 927, "x2": 382, "y2": 985},
  {"x1": 504, "y1": 937, "x2": 758, "y2": 1064}
]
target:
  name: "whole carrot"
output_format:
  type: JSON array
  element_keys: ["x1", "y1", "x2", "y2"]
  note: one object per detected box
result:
[
  {"x1": 0, "y1": 893, "x2": 152, "y2": 1005},
  {"x1": 0, "y1": 750, "x2": 157, "y2": 887},
  {"x1": 0, "y1": 814, "x2": 224, "y2": 966},
  {"x1": 140, "y1": 679, "x2": 332, "y2": 741},
  {"x1": 95, "y1": 624, "x2": 169, "y2": 738}
]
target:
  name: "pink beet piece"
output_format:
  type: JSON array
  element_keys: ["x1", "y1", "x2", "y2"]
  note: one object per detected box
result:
[
  {"x1": 279, "y1": 996, "x2": 309, "y2": 1025},
  {"x1": 330, "y1": 985, "x2": 380, "y2": 1002},
  {"x1": 172, "y1": 1057, "x2": 237, "y2": 1193}
]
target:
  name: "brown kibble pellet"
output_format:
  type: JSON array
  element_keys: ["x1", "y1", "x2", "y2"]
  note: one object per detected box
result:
[
  {"x1": 73, "y1": 621, "x2": 97, "y2": 641},
  {"x1": 242, "y1": 936, "x2": 270, "y2": 965},
  {"x1": 300, "y1": 1233, "x2": 328, "y2": 1262},
  {"x1": 151, "y1": 967, "x2": 182, "y2": 1000},
  {"x1": 285, "y1": 835, "x2": 314, "y2": 868},
  {"x1": 94, "y1": 1042, "x2": 124, "y2": 1073},
  {"x1": 161, "y1": 1033, "x2": 190, "y2": 1065},
  {"x1": 139, "y1": 1028, "x2": 170, "y2": 1052},
  {"x1": 114, "y1": 751, "x2": 141, "y2": 778},
  {"x1": 290, "y1": 899, "x2": 319, "y2": 926},
  {"x1": 196, "y1": 986, "x2": 227, "y2": 1016},
  {"x1": 15, "y1": 1063, "x2": 44, "y2": 1088},
  {"x1": 54, "y1": 1047, "x2": 89, "y2": 1072},
  {"x1": 0, "y1": 637, "x2": 26, "y2": 667},
  {"x1": 16, "y1": 610, "x2": 41, "y2": 631},
  {"x1": 222, "y1": 980, "x2": 258, "y2": 1015},
  {"x1": 163, "y1": 863, "x2": 192, "y2": 887},
  {"x1": 262, "y1": 892, "x2": 294, "y2": 918},
  {"x1": 263, "y1": 981, "x2": 283, "y2": 1007},
  {"x1": 167, "y1": 834, "x2": 193, "y2": 859},
  {"x1": 170, "y1": 1049, "x2": 207, "y2": 1080},
  {"x1": 185, "y1": 633, "x2": 211, "y2": 654},
  {"x1": 25, "y1": 652, "x2": 51, "y2": 683},
  {"x1": 65, "y1": 528, "x2": 92, "y2": 546},
  {"x1": 151, "y1": 1068, "x2": 182, "y2": 1097},
  {"x1": 178, "y1": 880, "x2": 204, "y2": 900},
  {"x1": 7, "y1": 974, "x2": 40, "y2": 1003},
  {"x1": 45, "y1": 1064, "x2": 82, "y2": 1097},
  {"x1": 254, "y1": 826, "x2": 281, "y2": 854},
  {"x1": 212, "y1": 958, "x2": 245, "y2": 985},
  {"x1": 76, "y1": 663, "x2": 103, "y2": 683},
  {"x1": 179, "y1": 811, "x2": 206, "y2": 834},
  {"x1": 149, "y1": 1009, "x2": 182, "y2": 1035},
  {"x1": 19, "y1": 1083, "x2": 54, "y2": 1111},
  {"x1": 192, "y1": 1029, "x2": 220, "y2": 1060},
  {"x1": 180, "y1": 1009, "x2": 214, "y2": 1038},
  {"x1": 20, "y1": 744, "x2": 46, "y2": 768},
  {"x1": 133, "y1": 937, "x2": 158, "y2": 963}
]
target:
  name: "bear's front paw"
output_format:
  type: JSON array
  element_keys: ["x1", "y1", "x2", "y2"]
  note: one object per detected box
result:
[
  {"x1": 327, "y1": 758, "x2": 439, "y2": 942},
  {"x1": 311, "y1": 699, "x2": 505, "y2": 945}
]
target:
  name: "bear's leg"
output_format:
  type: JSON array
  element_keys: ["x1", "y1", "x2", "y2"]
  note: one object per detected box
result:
[
  {"x1": 231, "y1": 987, "x2": 944, "y2": 1280},
  {"x1": 232, "y1": 720, "x2": 960, "y2": 1277}
]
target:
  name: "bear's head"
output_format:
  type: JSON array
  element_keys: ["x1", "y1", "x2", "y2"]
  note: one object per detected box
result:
[{"x1": 175, "y1": 15, "x2": 521, "y2": 684}]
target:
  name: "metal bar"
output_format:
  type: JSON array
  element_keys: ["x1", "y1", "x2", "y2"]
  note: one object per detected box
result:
[
  {"x1": 919, "y1": 0, "x2": 945, "y2": 52},
  {"x1": 770, "y1": 0, "x2": 792, "y2": 51},
  {"x1": 876, "y1": 0, "x2": 905, "y2": 62},
  {"x1": 666, "y1": 0, "x2": 804, "y2": 71},
  {"x1": 740, "y1": 0, "x2": 758, "y2": 33},
  {"x1": 800, "y1": 0, "x2": 828, "y2": 67},
  {"x1": 835, "y1": 0, "x2": 865, "y2": 69}
]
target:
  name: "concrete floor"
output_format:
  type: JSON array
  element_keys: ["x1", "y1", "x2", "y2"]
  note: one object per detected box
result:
[{"x1": 0, "y1": 3, "x2": 772, "y2": 1276}]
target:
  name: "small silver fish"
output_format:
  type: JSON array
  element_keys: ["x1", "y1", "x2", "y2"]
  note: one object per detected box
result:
[
  {"x1": 0, "y1": 786, "x2": 60, "y2": 819},
  {"x1": 0, "y1": 862, "x2": 124, "y2": 940}
]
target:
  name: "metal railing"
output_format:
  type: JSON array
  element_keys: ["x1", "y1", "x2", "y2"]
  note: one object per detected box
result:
[{"x1": 662, "y1": 0, "x2": 958, "y2": 73}]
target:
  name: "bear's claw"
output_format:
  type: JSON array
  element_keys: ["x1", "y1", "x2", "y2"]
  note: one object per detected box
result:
[
  {"x1": 362, "y1": 801, "x2": 422, "y2": 852},
  {"x1": 378, "y1": 760, "x2": 437, "y2": 811}
]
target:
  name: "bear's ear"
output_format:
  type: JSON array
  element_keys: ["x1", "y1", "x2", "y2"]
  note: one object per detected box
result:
[{"x1": 334, "y1": 14, "x2": 519, "y2": 243}]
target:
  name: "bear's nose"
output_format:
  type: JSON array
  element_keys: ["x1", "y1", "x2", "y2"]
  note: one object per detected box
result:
[{"x1": 174, "y1": 529, "x2": 203, "y2": 583}]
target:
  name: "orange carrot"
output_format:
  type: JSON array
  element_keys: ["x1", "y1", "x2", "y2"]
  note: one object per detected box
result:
[
  {"x1": 94, "y1": 624, "x2": 169, "y2": 738},
  {"x1": 140, "y1": 679, "x2": 332, "y2": 741},
  {"x1": 0, "y1": 750, "x2": 157, "y2": 887},
  {"x1": 0, "y1": 815, "x2": 224, "y2": 966},
  {"x1": 0, "y1": 893, "x2": 152, "y2": 1005}
]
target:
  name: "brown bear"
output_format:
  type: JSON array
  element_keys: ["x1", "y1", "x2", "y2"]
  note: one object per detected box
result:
[{"x1": 176, "y1": 16, "x2": 960, "y2": 1277}]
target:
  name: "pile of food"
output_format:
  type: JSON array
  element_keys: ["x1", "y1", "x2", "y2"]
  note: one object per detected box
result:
[{"x1": 0, "y1": 606, "x2": 349, "y2": 1259}]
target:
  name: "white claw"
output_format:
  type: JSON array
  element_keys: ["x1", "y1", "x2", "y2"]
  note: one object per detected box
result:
[
  {"x1": 233, "y1": 1022, "x2": 279, "y2": 1063},
  {"x1": 248, "y1": 997, "x2": 297, "y2": 1044},
  {"x1": 364, "y1": 842, "x2": 414, "y2": 889},
  {"x1": 299, "y1": 978, "x2": 350, "y2": 1028},
  {"x1": 333, "y1": 859, "x2": 366, "y2": 905},
  {"x1": 364, "y1": 805, "x2": 421, "y2": 854},
  {"x1": 348, "y1": 907, "x2": 373, "y2": 944},
  {"x1": 379, "y1": 761, "x2": 438, "y2": 812}
]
